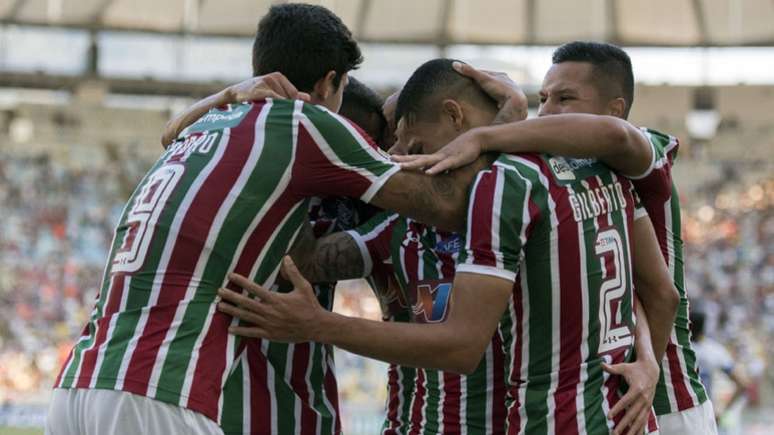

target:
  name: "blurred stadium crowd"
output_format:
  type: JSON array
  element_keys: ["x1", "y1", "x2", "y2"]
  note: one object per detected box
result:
[{"x1": 0, "y1": 151, "x2": 772, "y2": 428}]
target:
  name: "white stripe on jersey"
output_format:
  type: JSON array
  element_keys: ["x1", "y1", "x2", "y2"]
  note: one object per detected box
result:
[
  {"x1": 242, "y1": 353, "x2": 251, "y2": 435},
  {"x1": 491, "y1": 168, "x2": 506, "y2": 270}
]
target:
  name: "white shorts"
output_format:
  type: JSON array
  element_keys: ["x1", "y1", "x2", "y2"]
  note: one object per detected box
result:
[
  {"x1": 46, "y1": 388, "x2": 223, "y2": 435},
  {"x1": 657, "y1": 400, "x2": 718, "y2": 435}
]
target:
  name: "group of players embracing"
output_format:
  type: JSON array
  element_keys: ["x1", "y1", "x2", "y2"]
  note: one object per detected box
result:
[{"x1": 47, "y1": 3, "x2": 716, "y2": 435}]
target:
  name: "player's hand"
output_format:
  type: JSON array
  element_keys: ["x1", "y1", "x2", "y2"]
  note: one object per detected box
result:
[
  {"x1": 391, "y1": 127, "x2": 486, "y2": 174},
  {"x1": 217, "y1": 256, "x2": 323, "y2": 343},
  {"x1": 223, "y1": 72, "x2": 311, "y2": 104},
  {"x1": 452, "y1": 62, "x2": 528, "y2": 124},
  {"x1": 603, "y1": 359, "x2": 659, "y2": 435}
]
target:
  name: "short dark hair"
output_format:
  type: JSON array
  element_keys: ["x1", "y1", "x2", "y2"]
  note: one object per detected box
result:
[
  {"x1": 552, "y1": 41, "x2": 635, "y2": 118},
  {"x1": 252, "y1": 3, "x2": 363, "y2": 92},
  {"x1": 395, "y1": 58, "x2": 496, "y2": 125},
  {"x1": 339, "y1": 77, "x2": 388, "y2": 148},
  {"x1": 689, "y1": 306, "x2": 706, "y2": 339}
]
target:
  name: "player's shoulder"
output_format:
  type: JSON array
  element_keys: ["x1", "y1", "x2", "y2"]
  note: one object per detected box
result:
[{"x1": 638, "y1": 126, "x2": 680, "y2": 157}]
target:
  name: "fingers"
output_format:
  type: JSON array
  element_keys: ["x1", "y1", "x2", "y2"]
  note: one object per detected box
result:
[
  {"x1": 217, "y1": 299, "x2": 267, "y2": 325},
  {"x1": 624, "y1": 408, "x2": 650, "y2": 435},
  {"x1": 228, "y1": 325, "x2": 272, "y2": 339},
  {"x1": 452, "y1": 61, "x2": 489, "y2": 83},
  {"x1": 426, "y1": 156, "x2": 463, "y2": 175},
  {"x1": 267, "y1": 73, "x2": 311, "y2": 102},
  {"x1": 612, "y1": 396, "x2": 641, "y2": 434},
  {"x1": 602, "y1": 362, "x2": 624, "y2": 375},
  {"x1": 228, "y1": 273, "x2": 275, "y2": 303},
  {"x1": 392, "y1": 154, "x2": 442, "y2": 172},
  {"x1": 279, "y1": 256, "x2": 314, "y2": 296}
]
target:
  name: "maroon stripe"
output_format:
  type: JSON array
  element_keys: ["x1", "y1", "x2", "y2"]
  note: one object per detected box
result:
[
  {"x1": 441, "y1": 373, "x2": 461, "y2": 434},
  {"x1": 323, "y1": 354, "x2": 342, "y2": 434},
  {"x1": 122, "y1": 105, "x2": 260, "y2": 403},
  {"x1": 247, "y1": 340, "x2": 272, "y2": 435},
  {"x1": 289, "y1": 343, "x2": 317, "y2": 433},
  {"x1": 292, "y1": 124, "x2": 374, "y2": 199},
  {"x1": 552, "y1": 180, "x2": 583, "y2": 435},
  {"x1": 467, "y1": 169, "x2": 498, "y2": 267},
  {"x1": 74, "y1": 274, "x2": 126, "y2": 387},
  {"x1": 384, "y1": 365, "x2": 401, "y2": 433}
]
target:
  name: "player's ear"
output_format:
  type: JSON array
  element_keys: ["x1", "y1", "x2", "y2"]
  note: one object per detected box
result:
[
  {"x1": 607, "y1": 97, "x2": 627, "y2": 118},
  {"x1": 441, "y1": 99, "x2": 464, "y2": 131},
  {"x1": 312, "y1": 70, "x2": 338, "y2": 101}
]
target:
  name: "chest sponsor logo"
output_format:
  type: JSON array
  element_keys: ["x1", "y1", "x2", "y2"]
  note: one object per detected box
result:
[
  {"x1": 435, "y1": 233, "x2": 462, "y2": 255},
  {"x1": 408, "y1": 279, "x2": 452, "y2": 323}
]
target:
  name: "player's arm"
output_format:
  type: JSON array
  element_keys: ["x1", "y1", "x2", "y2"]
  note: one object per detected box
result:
[
  {"x1": 220, "y1": 258, "x2": 510, "y2": 374},
  {"x1": 631, "y1": 215, "x2": 680, "y2": 361},
  {"x1": 603, "y1": 293, "x2": 660, "y2": 434},
  {"x1": 451, "y1": 61, "x2": 529, "y2": 124},
  {"x1": 370, "y1": 155, "x2": 494, "y2": 233},
  {"x1": 395, "y1": 114, "x2": 653, "y2": 178},
  {"x1": 285, "y1": 221, "x2": 366, "y2": 283},
  {"x1": 160, "y1": 73, "x2": 310, "y2": 146}
]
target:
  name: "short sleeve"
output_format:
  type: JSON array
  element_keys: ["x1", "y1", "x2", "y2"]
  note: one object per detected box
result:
[
  {"x1": 456, "y1": 165, "x2": 535, "y2": 282},
  {"x1": 346, "y1": 211, "x2": 400, "y2": 277},
  {"x1": 292, "y1": 101, "x2": 400, "y2": 202},
  {"x1": 629, "y1": 128, "x2": 679, "y2": 201}
]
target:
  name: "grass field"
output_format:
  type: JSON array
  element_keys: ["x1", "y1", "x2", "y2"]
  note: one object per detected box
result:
[{"x1": 0, "y1": 428, "x2": 43, "y2": 435}]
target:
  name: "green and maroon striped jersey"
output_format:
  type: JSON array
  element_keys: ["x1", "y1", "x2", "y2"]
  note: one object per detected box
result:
[
  {"x1": 631, "y1": 128, "x2": 708, "y2": 416},
  {"x1": 457, "y1": 153, "x2": 648, "y2": 435},
  {"x1": 349, "y1": 212, "x2": 507, "y2": 435},
  {"x1": 54, "y1": 98, "x2": 400, "y2": 430},
  {"x1": 219, "y1": 196, "x2": 381, "y2": 435}
]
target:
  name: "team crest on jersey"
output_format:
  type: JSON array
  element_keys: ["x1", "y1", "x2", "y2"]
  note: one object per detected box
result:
[{"x1": 408, "y1": 279, "x2": 452, "y2": 323}]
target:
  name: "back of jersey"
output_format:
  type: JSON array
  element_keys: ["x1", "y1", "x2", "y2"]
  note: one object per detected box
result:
[
  {"x1": 56, "y1": 98, "x2": 400, "y2": 427},
  {"x1": 458, "y1": 153, "x2": 644, "y2": 434}
]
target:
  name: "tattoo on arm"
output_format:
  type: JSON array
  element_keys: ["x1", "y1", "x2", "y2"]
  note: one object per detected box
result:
[{"x1": 289, "y1": 223, "x2": 365, "y2": 283}]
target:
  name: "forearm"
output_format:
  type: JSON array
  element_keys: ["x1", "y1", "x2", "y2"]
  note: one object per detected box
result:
[
  {"x1": 635, "y1": 287, "x2": 677, "y2": 363},
  {"x1": 632, "y1": 294, "x2": 658, "y2": 364},
  {"x1": 375, "y1": 154, "x2": 495, "y2": 232},
  {"x1": 316, "y1": 310, "x2": 475, "y2": 374},
  {"x1": 477, "y1": 114, "x2": 649, "y2": 176},
  {"x1": 288, "y1": 223, "x2": 366, "y2": 283},
  {"x1": 161, "y1": 90, "x2": 229, "y2": 146}
]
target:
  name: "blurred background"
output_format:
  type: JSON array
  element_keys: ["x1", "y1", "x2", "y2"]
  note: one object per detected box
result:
[{"x1": 0, "y1": 1, "x2": 773, "y2": 434}]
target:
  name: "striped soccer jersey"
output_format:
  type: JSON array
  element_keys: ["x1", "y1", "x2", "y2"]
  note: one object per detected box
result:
[
  {"x1": 54, "y1": 98, "x2": 400, "y2": 429},
  {"x1": 457, "y1": 153, "x2": 647, "y2": 435},
  {"x1": 219, "y1": 196, "x2": 385, "y2": 435},
  {"x1": 632, "y1": 128, "x2": 708, "y2": 416},
  {"x1": 349, "y1": 213, "x2": 508, "y2": 435}
]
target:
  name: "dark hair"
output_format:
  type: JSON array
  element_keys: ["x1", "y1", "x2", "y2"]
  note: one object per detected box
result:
[
  {"x1": 395, "y1": 58, "x2": 496, "y2": 125},
  {"x1": 252, "y1": 3, "x2": 363, "y2": 92},
  {"x1": 689, "y1": 307, "x2": 706, "y2": 339},
  {"x1": 339, "y1": 77, "x2": 388, "y2": 148},
  {"x1": 552, "y1": 41, "x2": 635, "y2": 118}
]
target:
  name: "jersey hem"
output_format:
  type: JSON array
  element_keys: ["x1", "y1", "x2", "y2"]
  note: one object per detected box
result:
[
  {"x1": 455, "y1": 263, "x2": 517, "y2": 282},
  {"x1": 55, "y1": 377, "x2": 219, "y2": 423}
]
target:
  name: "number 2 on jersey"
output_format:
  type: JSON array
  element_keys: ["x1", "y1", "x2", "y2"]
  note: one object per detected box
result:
[{"x1": 595, "y1": 228, "x2": 633, "y2": 354}]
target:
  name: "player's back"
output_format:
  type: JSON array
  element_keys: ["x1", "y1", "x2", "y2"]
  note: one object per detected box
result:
[
  {"x1": 459, "y1": 152, "x2": 644, "y2": 434},
  {"x1": 55, "y1": 98, "x2": 400, "y2": 425}
]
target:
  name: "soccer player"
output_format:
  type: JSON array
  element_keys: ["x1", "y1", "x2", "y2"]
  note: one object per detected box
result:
[
  {"x1": 46, "y1": 5, "x2": 490, "y2": 435},
  {"x1": 397, "y1": 41, "x2": 714, "y2": 434},
  {"x1": 217, "y1": 58, "x2": 679, "y2": 435}
]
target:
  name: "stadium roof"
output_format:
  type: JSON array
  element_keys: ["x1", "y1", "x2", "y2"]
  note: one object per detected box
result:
[{"x1": 1, "y1": 0, "x2": 774, "y2": 47}]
